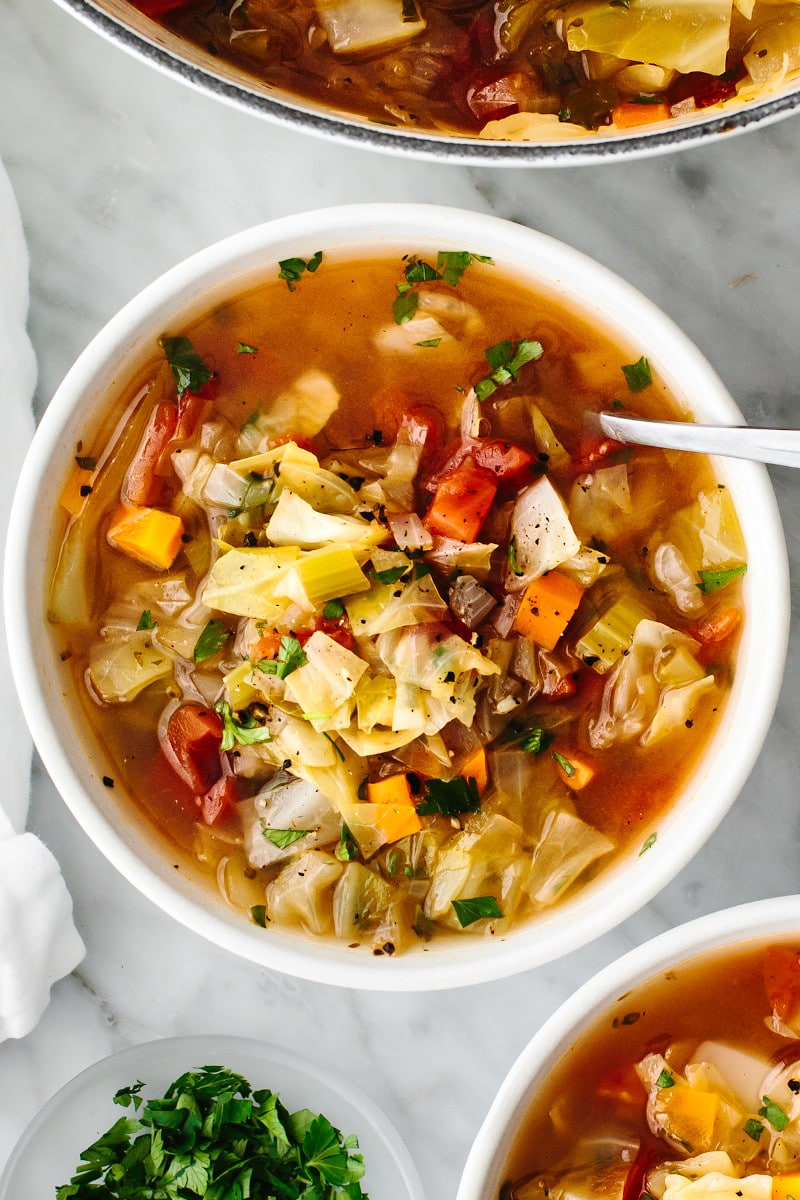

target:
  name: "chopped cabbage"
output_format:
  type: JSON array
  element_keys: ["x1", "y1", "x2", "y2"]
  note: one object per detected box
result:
[
  {"x1": 424, "y1": 812, "x2": 527, "y2": 927},
  {"x1": 526, "y1": 810, "x2": 614, "y2": 906},
  {"x1": 562, "y1": 0, "x2": 733, "y2": 76},
  {"x1": 266, "y1": 489, "x2": 385, "y2": 550},
  {"x1": 201, "y1": 546, "x2": 300, "y2": 618},
  {"x1": 315, "y1": 0, "x2": 425, "y2": 54},
  {"x1": 286, "y1": 631, "x2": 368, "y2": 724},
  {"x1": 275, "y1": 461, "x2": 360, "y2": 514},
  {"x1": 508, "y1": 477, "x2": 581, "y2": 588},
  {"x1": 363, "y1": 574, "x2": 448, "y2": 636},
  {"x1": 87, "y1": 629, "x2": 173, "y2": 703},
  {"x1": 254, "y1": 368, "x2": 339, "y2": 439},
  {"x1": 266, "y1": 849, "x2": 343, "y2": 936},
  {"x1": 243, "y1": 777, "x2": 341, "y2": 867}
]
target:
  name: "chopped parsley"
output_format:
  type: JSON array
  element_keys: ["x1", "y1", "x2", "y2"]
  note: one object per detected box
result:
[
  {"x1": 415, "y1": 338, "x2": 442, "y2": 348},
  {"x1": 193, "y1": 619, "x2": 231, "y2": 663},
  {"x1": 697, "y1": 564, "x2": 747, "y2": 594},
  {"x1": 656, "y1": 1069, "x2": 675, "y2": 1088},
  {"x1": 552, "y1": 750, "x2": 576, "y2": 778},
  {"x1": 621, "y1": 355, "x2": 652, "y2": 393},
  {"x1": 278, "y1": 250, "x2": 323, "y2": 291},
  {"x1": 236, "y1": 341, "x2": 258, "y2": 354},
  {"x1": 393, "y1": 290, "x2": 419, "y2": 325},
  {"x1": 264, "y1": 828, "x2": 312, "y2": 848},
  {"x1": 404, "y1": 257, "x2": 440, "y2": 284},
  {"x1": 744, "y1": 1118, "x2": 765, "y2": 1142},
  {"x1": 215, "y1": 701, "x2": 272, "y2": 751},
  {"x1": 417, "y1": 775, "x2": 481, "y2": 817},
  {"x1": 387, "y1": 850, "x2": 400, "y2": 877},
  {"x1": 373, "y1": 565, "x2": 410, "y2": 585},
  {"x1": 257, "y1": 636, "x2": 308, "y2": 680},
  {"x1": 475, "y1": 338, "x2": 544, "y2": 402},
  {"x1": 452, "y1": 896, "x2": 503, "y2": 927},
  {"x1": 437, "y1": 250, "x2": 493, "y2": 287},
  {"x1": 250, "y1": 904, "x2": 268, "y2": 927},
  {"x1": 136, "y1": 609, "x2": 156, "y2": 631},
  {"x1": 160, "y1": 335, "x2": 213, "y2": 398},
  {"x1": 54, "y1": 1065, "x2": 368, "y2": 1199},
  {"x1": 759, "y1": 1096, "x2": 790, "y2": 1131},
  {"x1": 508, "y1": 536, "x2": 524, "y2": 576},
  {"x1": 335, "y1": 822, "x2": 359, "y2": 862},
  {"x1": 505, "y1": 725, "x2": 554, "y2": 755},
  {"x1": 639, "y1": 832, "x2": 658, "y2": 856},
  {"x1": 323, "y1": 599, "x2": 346, "y2": 619}
]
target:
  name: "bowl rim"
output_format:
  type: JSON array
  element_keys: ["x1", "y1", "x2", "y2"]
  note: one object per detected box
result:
[
  {"x1": 456, "y1": 894, "x2": 800, "y2": 1200},
  {"x1": 4, "y1": 202, "x2": 790, "y2": 991},
  {"x1": 51, "y1": 0, "x2": 800, "y2": 167}
]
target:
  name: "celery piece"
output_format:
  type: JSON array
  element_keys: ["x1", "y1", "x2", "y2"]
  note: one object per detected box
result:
[
  {"x1": 279, "y1": 545, "x2": 371, "y2": 609},
  {"x1": 574, "y1": 589, "x2": 650, "y2": 674},
  {"x1": 562, "y1": 0, "x2": 732, "y2": 76}
]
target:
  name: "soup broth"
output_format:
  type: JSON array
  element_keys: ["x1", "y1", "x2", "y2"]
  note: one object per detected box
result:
[
  {"x1": 502, "y1": 940, "x2": 800, "y2": 1199},
  {"x1": 133, "y1": 0, "x2": 800, "y2": 140},
  {"x1": 50, "y1": 248, "x2": 746, "y2": 954}
]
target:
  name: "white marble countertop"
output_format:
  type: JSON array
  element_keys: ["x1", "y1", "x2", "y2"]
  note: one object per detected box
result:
[{"x1": 3, "y1": 1, "x2": 800, "y2": 1195}]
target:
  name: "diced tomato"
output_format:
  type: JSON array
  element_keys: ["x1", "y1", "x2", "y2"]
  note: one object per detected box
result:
[
  {"x1": 573, "y1": 430, "x2": 630, "y2": 474},
  {"x1": 423, "y1": 460, "x2": 498, "y2": 543},
  {"x1": 175, "y1": 388, "x2": 210, "y2": 441},
  {"x1": 398, "y1": 406, "x2": 444, "y2": 463},
  {"x1": 124, "y1": 402, "x2": 178, "y2": 506},
  {"x1": 267, "y1": 432, "x2": 317, "y2": 455},
  {"x1": 135, "y1": 0, "x2": 189, "y2": 14},
  {"x1": 669, "y1": 70, "x2": 740, "y2": 110},
  {"x1": 622, "y1": 1147, "x2": 659, "y2": 1200},
  {"x1": 691, "y1": 606, "x2": 742, "y2": 647},
  {"x1": 301, "y1": 615, "x2": 356, "y2": 653},
  {"x1": 467, "y1": 72, "x2": 526, "y2": 123},
  {"x1": 764, "y1": 945, "x2": 800, "y2": 1024},
  {"x1": 597, "y1": 1063, "x2": 647, "y2": 1109},
  {"x1": 163, "y1": 704, "x2": 223, "y2": 794},
  {"x1": 200, "y1": 774, "x2": 239, "y2": 826},
  {"x1": 252, "y1": 631, "x2": 282, "y2": 663},
  {"x1": 424, "y1": 438, "x2": 534, "y2": 493}
]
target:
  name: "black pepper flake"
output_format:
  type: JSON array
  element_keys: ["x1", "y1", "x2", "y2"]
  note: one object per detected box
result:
[
  {"x1": 181, "y1": 533, "x2": 193, "y2": 543},
  {"x1": 102, "y1": 776, "x2": 115, "y2": 788},
  {"x1": 60, "y1": 649, "x2": 73, "y2": 662},
  {"x1": 685, "y1": 719, "x2": 694, "y2": 729},
  {"x1": 79, "y1": 484, "x2": 93, "y2": 497},
  {"x1": 612, "y1": 1010, "x2": 641, "y2": 1027}
]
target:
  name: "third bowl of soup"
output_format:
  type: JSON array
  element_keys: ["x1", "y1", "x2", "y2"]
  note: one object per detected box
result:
[{"x1": 4, "y1": 204, "x2": 789, "y2": 989}]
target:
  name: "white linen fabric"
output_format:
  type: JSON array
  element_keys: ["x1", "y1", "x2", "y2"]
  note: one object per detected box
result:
[{"x1": 0, "y1": 156, "x2": 85, "y2": 1041}]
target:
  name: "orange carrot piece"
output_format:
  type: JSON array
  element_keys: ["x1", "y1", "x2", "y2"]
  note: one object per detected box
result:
[
  {"x1": 60, "y1": 465, "x2": 95, "y2": 517},
  {"x1": 367, "y1": 774, "x2": 414, "y2": 807},
  {"x1": 107, "y1": 504, "x2": 184, "y2": 570},
  {"x1": 423, "y1": 461, "x2": 497, "y2": 542},
  {"x1": 512, "y1": 570, "x2": 584, "y2": 650},
  {"x1": 460, "y1": 746, "x2": 488, "y2": 794},
  {"x1": 365, "y1": 802, "x2": 422, "y2": 844},
  {"x1": 553, "y1": 749, "x2": 595, "y2": 791},
  {"x1": 692, "y1": 606, "x2": 742, "y2": 646},
  {"x1": 773, "y1": 1174, "x2": 800, "y2": 1200},
  {"x1": 612, "y1": 101, "x2": 671, "y2": 129}
]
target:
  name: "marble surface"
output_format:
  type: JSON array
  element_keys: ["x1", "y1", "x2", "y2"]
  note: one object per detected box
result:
[{"x1": 3, "y1": 1, "x2": 800, "y2": 1195}]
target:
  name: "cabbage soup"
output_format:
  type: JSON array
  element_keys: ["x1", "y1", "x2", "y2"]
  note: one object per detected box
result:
[
  {"x1": 132, "y1": 0, "x2": 800, "y2": 140},
  {"x1": 500, "y1": 939, "x2": 800, "y2": 1200},
  {"x1": 49, "y1": 248, "x2": 746, "y2": 955}
]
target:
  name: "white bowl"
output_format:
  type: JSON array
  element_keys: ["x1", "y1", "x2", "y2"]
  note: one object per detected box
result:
[
  {"x1": 0, "y1": 1034, "x2": 424, "y2": 1199},
  {"x1": 457, "y1": 894, "x2": 800, "y2": 1200},
  {"x1": 4, "y1": 203, "x2": 789, "y2": 991},
  {"x1": 53, "y1": 0, "x2": 800, "y2": 166}
]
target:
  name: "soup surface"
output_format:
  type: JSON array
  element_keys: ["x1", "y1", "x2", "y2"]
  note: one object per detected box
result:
[
  {"x1": 132, "y1": 0, "x2": 800, "y2": 139},
  {"x1": 50, "y1": 248, "x2": 746, "y2": 954},
  {"x1": 502, "y1": 939, "x2": 800, "y2": 1200}
]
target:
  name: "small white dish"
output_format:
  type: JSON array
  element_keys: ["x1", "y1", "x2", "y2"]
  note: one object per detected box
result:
[{"x1": 0, "y1": 1034, "x2": 424, "y2": 1200}]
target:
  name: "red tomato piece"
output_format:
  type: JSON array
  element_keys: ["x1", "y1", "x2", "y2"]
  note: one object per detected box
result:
[
  {"x1": 423, "y1": 460, "x2": 498, "y2": 543},
  {"x1": 200, "y1": 774, "x2": 239, "y2": 826},
  {"x1": 135, "y1": 0, "x2": 189, "y2": 15},
  {"x1": 573, "y1": 430, "x2": 629, "y2": 473},
  {"x1": 669, "y1": 70, "x2": 739, "y2": 110},
  {"x1": 175, "y1": 388, "x2": 211, "y2": 441},
  {"x1": 302, "y1": 615, "x2": 356, "y2": 653},
  {"x1": 424, "y1": 438, "x2": 534, "y2": 492},
  {"x1": 267, "y1": 432, "x2": 317, "y2": 455},
  {"x1": 124, "y1": 402, "x2": 178, "y2": 506},
  {"x1": 764, "y1": 945, "x2": 800, "y2": 1024},
  {"x1": 164, "y1": 704, "x2": 223, "y2": 794},
  {"x1": 622, "y1": 1148, "x2": 660, "y2": 1200},
  {"x1": 467, "y1": 73, "x2": 525, "y2": 123}
]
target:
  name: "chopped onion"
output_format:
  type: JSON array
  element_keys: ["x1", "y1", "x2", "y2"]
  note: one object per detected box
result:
[
  {"x1": 449, "y1": 575, "x2": 497, "y2": 629},
  {"x1": 387, "y1": 510, "x2": 433, "y2": 551},
  {"x1": 492, "y1": 591, "x2": 522, "y2": 637}
]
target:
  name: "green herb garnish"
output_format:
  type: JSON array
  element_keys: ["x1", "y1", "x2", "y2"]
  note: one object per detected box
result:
[
  {"x1": 55, "y1": 1066, "x2": 368, "y2": 1199},
  {"x1": 436, "y1": 250, "x2": 493, "y2": 287},
  {"x1": 621, "y1": 355, "x2": 652, "y2": 393},
  {"x1": 744, "y1": 1118, "x2": 765, "y2": 1142},
  {"x1": 417, "y1": 775, "x2": 481, "y2": 817},
  {"x1": 697, "y1": 564, "x2": 747, "y2": 594},
  {"x1": 475, "y1": 338, "x2": 544, "y2": 401},
  {"x1": 193, "y1": 619, "x2": 231, "y2": 663},
  {"x1": 160, "y1": 335, "x2": 213, "y2": 398},
  {"x1": 237, "y1": 341, "x2": 258, "y2": 354},
  {"x1": 264, "y1": 828, "x2": 312, "y2": 849},
  {"x1": 552, "y1": 750, "x2": 576, "y2": 778},
  {"x1": 656, "y1": 1069, "x2": 675, "y2": 1088},
  {"x1": 404, "y1": 257, "x2": 441, "y2": 284},
  {"x1": 373, "y1": 565, "x2": 410, "y2": 585},
  {"x1": 250, "y1": 904, "x2": 268, "y2": 927},
  {"x1": 323, "y1": 599, "x2": 346, "y2": 619},
  {"x1": 639, "y1": 832, "x2": 658, "y2": 855},
  {"x1": 336, "y1": 822, "x2": 359, "y2": 862},
  {"x1": 278, "y1": 250, "x2": 323, "y2": 291},
  {"x1": 508, "y1": 536, "x2": 524, "y2": 576},
  {"x1": 387, "y1": 850, "x2": 400, "y2": 877},
  {"x1": 257, "y1": 636, "x2": 308, "y2": 680},
  {"x1": 393, "y1": 290, "x2": 419, "y2": 325},
  {"x1": 415, "y1": 338, "x2": 442, "y2": 348},
  {"x1": 452, "y1": 896, "x2": 503, "y2": 927},
  {"x1": 136, "y1": 610, "x2": 156, "y2": 631},
  {"x1": 759, "y1": 1096, "x2": 790, "y2": 1131},
  {"x1": 215, "y1": 701, "x2": 272, "y2": 751}
]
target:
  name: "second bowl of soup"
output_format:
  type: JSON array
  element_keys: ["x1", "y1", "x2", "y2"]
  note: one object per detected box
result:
[{"x1": 5, "y1": 204, "x2": 788, "y2": 989}]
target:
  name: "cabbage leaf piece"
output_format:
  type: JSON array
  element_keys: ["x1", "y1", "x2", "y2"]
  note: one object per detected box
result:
[
  {"x1": 202, "y1": 546, "x2": 300, "y2": 619},
  {"x1": 561, "y1": 0, "x2": 733, "y2": 77},
  {"x1": 424, "y1": 812, "x2": 527, "y2": 929},
  {"x1": 87, "y1": 629, "x2": 173, "y2": 703},
  {"x1": 266, "y1": 849, "x2": 343, "y2": 936},
  {"x1": 315, "y1": 0, "x2": 426, "y2": 54},
  {"x1": 526, "y1": 810, "x2": 614, "y2": 906},
  {"x1": 266, "y1": 489, "x2": 385, "y2": 550},
  {"x1": 508, "y1": 476, "x2": 581, "y2": 589},
  {"x1": 589, "y1": 619, "x2": 715, "y2": 748}
]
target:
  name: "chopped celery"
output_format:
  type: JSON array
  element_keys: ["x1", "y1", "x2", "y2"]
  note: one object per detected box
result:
[
  {"x1": 202, "y1": 546, "x2": 300, "y2": 619},
  {"x1": 277, "y1": 544, "x2": 371, "y2": 609},
  {"x1": 561, "y1": 0, "x2": 733, "y2": 76},
  {"x1": 315, "y1": 0, "x2": 426, "y2": 55},
  {"x1": 276, "y1": 462, "x2": 359, "y2": 514},
  {"x1": 231, "y1": 442, "x2": 319, "y2": 475},
  {"x1": 266, "y1": 489, "x2": 385, "y2": 550},
  {"x1": 573, "y1": 583, "x2": 652, "y2": 673}
]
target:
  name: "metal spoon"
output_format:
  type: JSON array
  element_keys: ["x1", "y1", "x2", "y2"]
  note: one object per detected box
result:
[{"x1": 598, "y1": 412, "x2": 800, "y2": 469}]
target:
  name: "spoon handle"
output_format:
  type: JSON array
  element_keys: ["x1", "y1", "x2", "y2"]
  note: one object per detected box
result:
[{"x1": 599, "y1": 412, "x2": 800, "y2": 469}]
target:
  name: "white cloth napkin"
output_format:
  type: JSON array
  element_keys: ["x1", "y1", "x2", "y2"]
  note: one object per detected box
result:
[{"x1": 0, "y1": 155, "x2": 85, "y2": 1041}]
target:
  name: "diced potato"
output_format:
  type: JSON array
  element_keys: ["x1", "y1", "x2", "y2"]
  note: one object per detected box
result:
[{"x1": 316, "y1": 0, "x2": 426, "y2": 55}]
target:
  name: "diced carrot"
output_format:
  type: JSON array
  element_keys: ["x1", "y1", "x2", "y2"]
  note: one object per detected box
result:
[
  {"x1": 107, "y1": 503, "x2": 184, "y2": 570},
  {"x1": 773, "y1": 1173, "x2": 800, "y2": 1200},
  {"x1": 460, "y1": 746, "x2": 488, "y2": 794},
  {"x1": 512, "y1": 570, "x2": 584, "y2": 650},
  {"x1": 612, "y1": 101, "x2": 671, "y2": 129},
  {"x1": 267, "y1": 432, "x2": 317, "y2": 455},
  {"x1": 660, "y1": 1085, "x2": 719, "y2": 1150},
  {"x1": 252, "y1": 631, "x2": 282, "y2": 663},
  {"x1": 365, "y1": 802, "x2": 422, "y2": 843},
  {"x1": 60, "y1": 465, "x2": 95, "y2": 516},
  {"x1": 553, "y1": 749, "x2": 595, "y2": 791},
  {"x1": 124, "y1": 401, "x2": 178, "y2": 506},
  {"x1": 692, "y1": 606, "x2": 742, "y2": 646},
  {"x1": 367, "y1": 774, "x2": 414, "y2": 807},
  {"x1": 423, "y1": 460, "x2": 497, "y2": 542},
  {"x1": 764, "y1": 945, "x2": 800, "y2": 1024}
]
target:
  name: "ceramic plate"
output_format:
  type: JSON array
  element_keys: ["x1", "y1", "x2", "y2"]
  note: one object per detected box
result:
[{"x1": 0, "y1": 1034, "x2": 424, "y2": 1198}]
